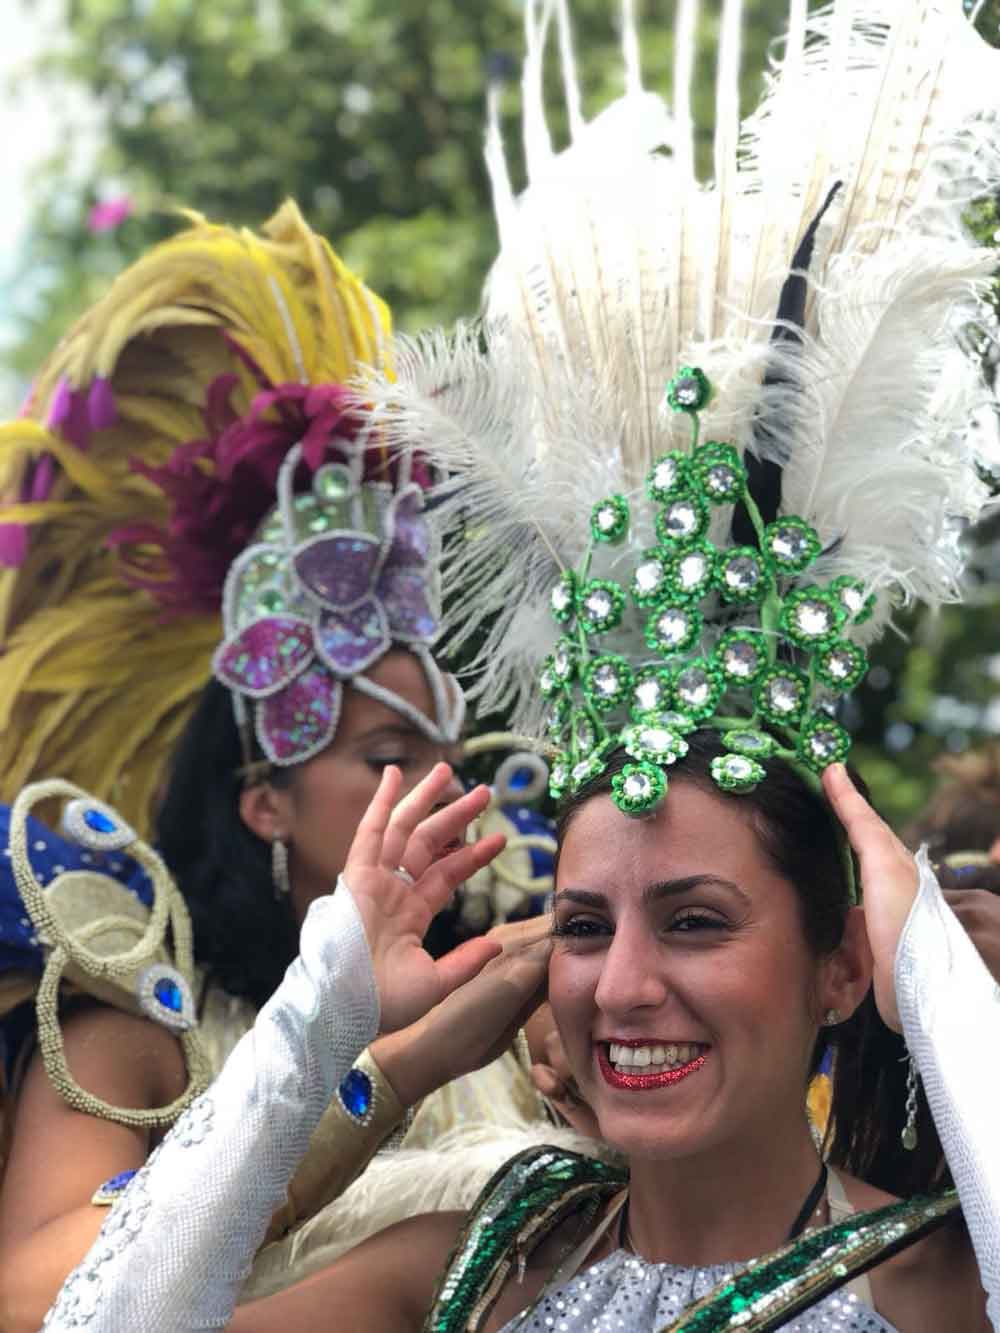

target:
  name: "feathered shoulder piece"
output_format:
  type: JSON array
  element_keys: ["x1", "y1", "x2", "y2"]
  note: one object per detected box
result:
[
  {"x1": 368, "y1": 0, "x2": 998, "y2": 821},
  {"x1": 0, "y1": 202, "x2": 390, "y2": 833}
]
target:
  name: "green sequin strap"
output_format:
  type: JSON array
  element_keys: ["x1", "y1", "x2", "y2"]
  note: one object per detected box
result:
[
  {"x1": 661, "y1": 1188, "x2": 960, "y2": 1333},
  {"x1": 423, "y1": 1146, "x2": 627, "y2": 1333}
]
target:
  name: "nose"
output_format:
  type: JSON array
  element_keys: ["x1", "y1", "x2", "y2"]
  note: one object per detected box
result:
[{"x1": 593, "y1": 920, "x2": 669, "y2": 1020}]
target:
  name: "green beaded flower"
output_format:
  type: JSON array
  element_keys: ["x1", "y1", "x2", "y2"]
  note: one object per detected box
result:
[
  {"x1": 622, "y1": 720, "x2": 690, "y2": 765},
  {"x1": 717, "y1": 546, "x2": 769, "y2": 604},
  {"x1": 644, "y1": 602, "x2": 702, "y2": 656},
  {"x1": 693, "y1": 443, "x2": 746, "y2": 504},
  {"x1": 590, "y1": 494, "x2": 630, "y2": 544},
  {"x1": 762, "y1": 517, "x2": 822, "y2": 574},
  {"x1": 630, "y1": 547, "x2": 673, "y2": 608},
  {"x1": 714, "y1": 628, "x2": 768, "y2": 685},
  {"x1": 645, "y1": 451, "x2": 692, "y2": 504},
  {"x1": 550, "y1": 637, "x2": 579, "y2": 685},
  {"x1": 711, "y1": 753, "x2": 766, "y2": 793},
  {"x1": 831, "y1": 576, "x2": 876, "y2": 625},
  {"x1": 797, "y1": 715, "x2": 851, "y2": 772},
  {"x1": 722, "y1": 729, "x2": 777, "y2": 758},
  {"x1": 571, "y1": 708, "x2": 602, "y2": 756},
  {"x1": 578, "y1": 578, "x2": 626, "y2": 634},
  {"x1": 665, "y1": 540, "x2": 716, "y2": 602},
  {"x1": 655, "y1": 491, "x2": 709, "y2": 546},
  {"x1": 549, "y1": 570, "x2": 577, "y2": 625},
  {"x1": 629, "y1": 666, "x2": 675, "y2": 718},
  {"x1": 570, "y1": 747, "x2": 612, "y2": 792},
  {"x1": 544, "y1": 694, "x2": 571, "y2": 740},
  {"x1": 665, "y1": 366, "x2": 710, "y2": 414},
  {"x1": 779, "y1": 587, "x2": 847, "y2": 648},
  {"x1": 815, "y1": 639, "x2": 868, "y2": 693},
  {"x1": 611, "y1": 761, "x2": 667, "y2": 816},
  {"x1": 583, "y1": 654, "x2": 634, "y2": 713},
  {"x1": 755, "y1": 666, "x2": 810, "y2": 726},
  {"x1": 672, "y1": 658, "x2": 724, "y2": 721},
  {"x1": 538, "y1": 657, "x2": 560, "y2": 700}
]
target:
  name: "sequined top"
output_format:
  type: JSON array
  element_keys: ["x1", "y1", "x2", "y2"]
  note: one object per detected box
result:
[{"x1": 498, "y1": 1249, "x2": 897, "y2": 1332}]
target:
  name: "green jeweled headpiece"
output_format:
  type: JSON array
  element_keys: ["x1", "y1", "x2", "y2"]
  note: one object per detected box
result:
[{"x1": 540, "y1": 367, "x2": 871, "y2": 818}]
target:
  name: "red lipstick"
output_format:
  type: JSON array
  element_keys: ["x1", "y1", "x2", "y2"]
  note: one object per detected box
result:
[{"x1": 597, "y1": 1044, "x2": 707, "y2": 1090}]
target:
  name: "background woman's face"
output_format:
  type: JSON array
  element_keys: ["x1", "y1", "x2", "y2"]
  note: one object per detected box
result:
[
  {"x1": 269, "y1": 651, "x2": 462, "y2": 909},
  {"x1": 550, "y1": 782, "x2": 825, "y2": 1162}
]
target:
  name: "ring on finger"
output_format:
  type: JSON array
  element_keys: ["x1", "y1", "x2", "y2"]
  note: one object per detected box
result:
[{"x1": 394, "y1": 865, "x2": 416, "y2": 887}]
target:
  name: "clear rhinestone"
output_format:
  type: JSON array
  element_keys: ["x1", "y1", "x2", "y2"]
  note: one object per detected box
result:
[
  {"x1": 673, "y1": 375, "x2": 701, "y2": 406},
  {"x1": 634, "y1": 678, "x2": 665, "y2": 711},
  {"x1": 553, "y1": 645, "x2": 573, "y2": 679},
  {"x1": 809, "y1": 729, "x2": 840, "y2": 760},
  {"x1": 840, "y1": 585, "x2": 866, "y2": 615},
  {"x1": 824, "y1": 649, "x2": 854, "y2": 680},
  {"x1": 726, "y1": 756, "x2": 753, "y2": 780},
  {"x1": 539, "y1": 667, "x2": 555, "y2": 694},
  {"x1": 766, "y1": 676, "x2": 801, "y2": 714},
  {"x1": 624, "y1": 772, "x2": 652, "y2": 800},
  {"x1": 770, "y1": 526, "x2": 809, "y2": 562},
  {"x1": 655, "y1": 608, "x2": 691, "y2": 648},
  {"x1": 663, "y1": 501, "x2": 699, "y2": 539},
  {"x1": 677, "y1": 552, "x2": 708, "y2": 590},
  {"x1": 592, "y1": 664, "x2": 621, "y2": 696},
  {"x1": 584, "y1": 589, "x2": 614, "y2": 622},
  {"x1": 722, "y1": 640, "x2": 759, "y2": 678},
  {"x1": 676, "y1": 668, "x2": 711, "y2": 708},
  {"x1": 572, "y1": 760, "x2": 594, "y2": 784},
  {"x1": 635, "y1": 559, "x2": 665, "y2": 594},
  {"x1": 551, "y1": 761, "x2": 569, "y2": 789},
  {"x1": 652, "y1": 459, "x2": 678, "y2": 492},
  {"x1": 575, "y1": 715, "x2": 596, "y2": 752},
  {"x1": 705, "y1": 464, "x2": 735, "y2": 496},
  {"x1": 638, "y1": 727, "x2": 677, "y2": 756},
  {"x1": 794, "y1": 600, "x2": 832, "y2": 637},
  {"x1": 723, "y1": 555, "x2": 760, "y2": 593},
  {"x1": 596, "y1": 505, "x2": 617, "y2": 532},
  {"x1": 550, "y1": 582, "x2": 572, "y2": 613}
]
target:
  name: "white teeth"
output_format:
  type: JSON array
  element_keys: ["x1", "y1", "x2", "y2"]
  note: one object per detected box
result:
[{"x1": 607, "y1": 1041, "x2": 703, "y2": 1072}]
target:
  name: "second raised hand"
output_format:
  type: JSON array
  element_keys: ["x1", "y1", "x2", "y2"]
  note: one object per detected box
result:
[{"x1": 343, "y1": 763, "x2": 507, "y2": 1034}]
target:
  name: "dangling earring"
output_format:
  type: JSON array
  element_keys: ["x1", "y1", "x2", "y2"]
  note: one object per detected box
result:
[
  {"x1": 901, "y1": 1050, "x2": 920, "y2": 1151},
  {"x1": 271, "y1": 837, "x2": 291, "y2": 900}
]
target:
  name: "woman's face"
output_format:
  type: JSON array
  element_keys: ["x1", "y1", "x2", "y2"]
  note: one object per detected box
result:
[
  {"x1": 550, "y1": 781, "x2": 831, "y2": 1162},
  {"x1": 253, "y1": 651, "x2": 463, "y2": 911}
]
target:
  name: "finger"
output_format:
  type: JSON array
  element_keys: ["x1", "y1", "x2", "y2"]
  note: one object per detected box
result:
[
  {"x1": 346, "y1": 766, "x2": 404, "y2": 871},
  {"x1": 413, "y1": 832, "x2": 508, "y2": 918},
  {"x1": 488, "y1": 914, "x2": 554, "y2": 953},
  {"x1": 432, "y1": 935, "x2": 503, "y2": 997},
  {"x1": 394, "y1": 784, "x2": 493, "y2": 880},
  {"x1": 378, "y1": 763, "x2": 463, "y2": 870},
  {"x1": 531, "y1": 1063, "x2": 564, "y2": 1100},
  {"x1": 821, "y1": 764, "x2": 906, "y2": 865}
]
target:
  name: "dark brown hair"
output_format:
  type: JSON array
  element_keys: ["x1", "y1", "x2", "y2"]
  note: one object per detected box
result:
[{"x1": 556, "y1": 730, "x2": 944, "y2": 1197}]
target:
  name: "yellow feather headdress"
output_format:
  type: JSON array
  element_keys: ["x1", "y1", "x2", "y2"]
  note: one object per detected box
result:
[{"x1": 0, "y1": 201, "x2": 390, "y2": 835}]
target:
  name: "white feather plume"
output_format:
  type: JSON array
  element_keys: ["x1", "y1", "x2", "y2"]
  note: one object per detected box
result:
[{"x1": 365, "y1": 0, "x2": 999, "y2": 735}]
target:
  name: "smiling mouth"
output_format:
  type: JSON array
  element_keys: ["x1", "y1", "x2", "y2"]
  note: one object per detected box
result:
[{"x1": 596, "y1": 1042, "x2": 709, "y2": 1091}]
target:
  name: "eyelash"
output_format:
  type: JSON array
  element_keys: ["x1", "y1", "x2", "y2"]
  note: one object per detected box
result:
[
  {"x1": 552, "y1": 911, "x2": 728, "y2": 939},
  {"x1": 365, "y1": 756, "x2": 413, "y2": 772}
]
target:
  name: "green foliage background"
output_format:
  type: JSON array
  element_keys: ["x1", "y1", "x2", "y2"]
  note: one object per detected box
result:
[{"x1": 6, "y1": 0, "x2": 1000, "y2": 826}]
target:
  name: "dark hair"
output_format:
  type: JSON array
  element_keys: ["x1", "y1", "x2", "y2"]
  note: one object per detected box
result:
[
  {"x1": 156, "y1": 679, "x2": 300, "y2": 1010},
  {"x1": 157, "y1": 677, "x2": 469, "y2": 1009},
  {"x1": 556, "y1": 730, "x2": 945, "y2": 1198}
]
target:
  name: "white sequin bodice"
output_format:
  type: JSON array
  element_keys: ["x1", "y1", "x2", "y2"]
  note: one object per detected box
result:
[{"x1": 501, "y1": 1250, "x2": 896, "y2": 1333}]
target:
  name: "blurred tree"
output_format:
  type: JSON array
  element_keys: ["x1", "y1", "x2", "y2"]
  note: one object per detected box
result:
[{"x1": 6, "y1": 0, "x2": 1000, "y2": 823}]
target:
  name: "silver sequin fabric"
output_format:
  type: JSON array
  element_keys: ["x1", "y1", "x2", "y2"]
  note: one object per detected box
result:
[{"x1": 501, "y1": 1250, "x2": 896, "y2": 1332}]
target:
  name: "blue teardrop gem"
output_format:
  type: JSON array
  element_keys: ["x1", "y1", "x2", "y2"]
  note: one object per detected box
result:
[
  {"x1": 338, "y1": 1068, "x2": 373, "y2": 1120},
  {"x1": 154, "y1": 977, "x2": 183, "y2": 1013},
  {"x1": 104, "y1": 1169, "x2": 137, "y2": 1194},
  {"x1": 509, "y1": 766, "x2": 533, "y2": 791},
  {"x1": 83, "y1": 808, "x2": 116, "y2": 834}
]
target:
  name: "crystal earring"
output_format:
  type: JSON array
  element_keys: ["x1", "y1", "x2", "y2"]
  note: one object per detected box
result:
[
  {"x1": 271, "y1": 837, "x2": 291, "y2": 899},
  {"x1": 901, "y1": 1051, "x2": 920, "y2": 1151},
  {"x1": 823, "y1": 1008, "x2": 841, "y2": 1026}
]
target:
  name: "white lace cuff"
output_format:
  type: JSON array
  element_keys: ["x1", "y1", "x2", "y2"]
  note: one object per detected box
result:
[
  {"x1": 894, "y1": 848, "x2": 1000, "y2": 1329},
  {"x1": 43, "y1": 879, "x2": 379, "y2": 1331}
]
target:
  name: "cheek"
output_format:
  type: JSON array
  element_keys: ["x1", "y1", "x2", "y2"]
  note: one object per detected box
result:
[{"x1": 547, "y1": 949, "x2": 601, "y2": 1037}]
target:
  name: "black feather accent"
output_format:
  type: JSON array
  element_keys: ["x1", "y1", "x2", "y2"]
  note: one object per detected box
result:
[{"x1": 731, "y1": 181, "x2": 843, "y2": 547}]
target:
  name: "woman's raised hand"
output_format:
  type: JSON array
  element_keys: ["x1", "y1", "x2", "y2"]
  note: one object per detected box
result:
[
  {"x1": 343, "y1": 763, "x2": 506, "y2": 1033},
  {"x1": 822, "y1": 763, "x2": 919, "y2": 1032}
]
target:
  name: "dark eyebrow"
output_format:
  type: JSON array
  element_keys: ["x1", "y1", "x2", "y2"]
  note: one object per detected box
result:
[
  {"x1": 351, "y1": 723, "x2": 423, "y2": 746},
  {"x1": 555, "y1": 876, "x2": 750, "y2": 909}
]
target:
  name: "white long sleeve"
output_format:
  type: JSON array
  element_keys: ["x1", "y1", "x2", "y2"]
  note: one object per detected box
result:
[
  {"x1": 895, "y1": 849, "x2": 1000, "y2": 1331},
  {"x1": 44, "y1": 882, "x2": 379, "y2": 1331}
]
